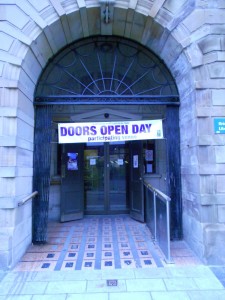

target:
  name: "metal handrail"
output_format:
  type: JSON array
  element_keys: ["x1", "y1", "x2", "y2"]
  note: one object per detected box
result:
[
  {"x1": 143, "y1": 180, "x2": 171, "y2": 202},
  {"x1": 18, "y1": 191, "x2": 38, "y2": 207},
  {"x1": 143, "y1": 179, "x2": 173, "y2": 264}
]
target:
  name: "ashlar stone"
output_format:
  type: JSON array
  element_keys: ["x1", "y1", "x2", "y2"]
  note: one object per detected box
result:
[
  {"x1": 183, "y1": 212, "x2": 205, "y2": 259},
  {"x1": 29, "y1": 0, "x2": 49, "y2": 11},
  {"x1": 130, "y1": 12, "x2": 146, "y2": 42},
  {"x1": 197, "y1": 117, "x2": 211, "y2": 135},
  {"x1": 87, "y1": 8, "x2": 101, "y2": 36},
  {"x1": 149, "y1": 0, "x2": 165, "y2": 18},
  {"x1": 216, "y1": 175, "x2": 225, "y2": 193},
  {"x1": 0, "y1": 32, "x2": 14, "y2": 52},
  {"x1": 218, "y1": 205, "x2": 225, "y2": 223},
  {"x1": 144, "y1": 20, "x2": 170, "y2": 55},
  {"x1": 204, "y1": 223, "x2": 225, "y2": 264},
  {"x1": 184, "y1": 43, "x2": 203, "y2": 67},
  {"x1": 3, "y1": 5, "x2": 30, "y2": 29},
  {"x1": 205, "y1": 9, "x2": 225, "y2": 24},
  {"x1": 199, "y1": 204, "x2": 217, "y2": 223},
  {"x1": 194, "y1": 65, "x2": 209, "y2": 81},
  {"x1": 113, "y1": 7, "x2": 127, "y2": 36},
  {"x1": 0, "y1": 178, "x2": 15, "y2": 198},
  {"x1": 21, "y1": 49, "x2": 42, "y2": 85},
  {"x1": 164, "y1": 0, "x2": 187, "y2": 14},
  {"x1": 200, "y1": 175, "x2": 214, "y2": 194},
  {"x1": 18, "y1": 69, "x2": 35, "y2": 96},
  {"x1": 0, "y1": 147, "x2": 16, "y2": 166},
  {"x1": 212, "y1": 90, "x2": 225, "y2": 105},
  {"x1": 161, "y1": 34, "x2": 183, "y2": 67},
  {"x1": 67, "y1": 11, "x2": 85, "y2": 41},
  {"x1": 198, "y1": 35, "x2": 222, "y2": 54},
  {"x1": 196, "y1": 90, "x2": 212, "y2": 107},
  {"x1": 203, "y1": 52, "x2": 219, "y2": 64},
  {"x1": 208, "y1": 62, "x2": 225, "y2": 79},
  {"x1": 182, "y1": 9, "x2": 205, "y2": 33}
]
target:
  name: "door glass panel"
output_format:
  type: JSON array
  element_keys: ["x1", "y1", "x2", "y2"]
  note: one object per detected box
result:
[
  {"x1": 109, "y1": 142, "x2": 129, "y2": 211},
  {"x1": 84, "y1": 143, "x2": 104, "y2": 212}
]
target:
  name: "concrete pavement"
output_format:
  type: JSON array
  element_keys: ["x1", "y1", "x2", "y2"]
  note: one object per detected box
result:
[{"x1": 0, "y1": 266, "x2": 225, "y2": 300}]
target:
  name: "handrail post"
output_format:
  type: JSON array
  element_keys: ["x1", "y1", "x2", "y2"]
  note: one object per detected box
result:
[
  {"x1": 153, "y1": 191, "x2": 157, "y2": 243},
  {"x1": 166, "y1": 200, "x2": 171, "y2": 263}
]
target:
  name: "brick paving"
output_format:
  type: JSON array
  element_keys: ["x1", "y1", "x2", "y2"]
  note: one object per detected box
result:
[{"x1": 14, "y1": 216, "x2": 201, "y2": 272}]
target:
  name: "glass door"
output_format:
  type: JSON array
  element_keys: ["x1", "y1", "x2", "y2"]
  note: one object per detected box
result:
[
  {"x1": 84, "y1": 143, "x2": 105, "y2": 212},
  {"x1": 84, "y1": 142, "x2": 129, "y2": 214},
  {"x1": 109, "y1": 142, "x2": 129, "y2": 212}
]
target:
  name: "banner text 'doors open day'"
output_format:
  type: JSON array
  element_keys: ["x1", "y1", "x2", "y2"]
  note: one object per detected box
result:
[{"x1": 58, "y1": 120, "x2": 163, "y2": 143}]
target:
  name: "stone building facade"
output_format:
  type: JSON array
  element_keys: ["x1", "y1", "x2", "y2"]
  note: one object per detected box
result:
[{"x1": 0, "y1": 0, "x2": 225, "y2": 269}]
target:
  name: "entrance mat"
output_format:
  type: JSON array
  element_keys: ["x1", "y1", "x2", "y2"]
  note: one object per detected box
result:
[{"x1": 14, "y1": 216, "x2": 202, "y2": 271}]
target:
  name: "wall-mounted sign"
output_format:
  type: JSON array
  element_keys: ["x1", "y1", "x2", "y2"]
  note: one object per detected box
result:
[
  {"x1": 214, "y1": 118, "x2": 225, "y2": 134},
  {"x1": 58, "y1": 120, "x2": 163, "y2": 144}
]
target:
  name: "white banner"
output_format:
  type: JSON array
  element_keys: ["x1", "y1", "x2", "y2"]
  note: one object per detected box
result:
[{"x1": 58, "y1": 119, "x2": 163, "y2": 144}]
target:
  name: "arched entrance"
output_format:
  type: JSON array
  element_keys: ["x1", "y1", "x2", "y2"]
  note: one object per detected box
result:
[{"x1": 33, "y1": 36, "x2": 181, "y2": 243}]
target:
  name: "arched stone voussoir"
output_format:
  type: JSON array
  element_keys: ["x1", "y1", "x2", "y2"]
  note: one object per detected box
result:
[{"x1": 1, "y1": 2, "x2": 212, "y2": 104}]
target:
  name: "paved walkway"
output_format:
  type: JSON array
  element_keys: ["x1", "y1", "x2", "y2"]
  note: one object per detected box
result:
[
  {"x1": 1, "y1": 216, "x2": 225, "y2": 299},
  {"x1": 0, "y1": 266, "x2": 225, "y2": 299}
]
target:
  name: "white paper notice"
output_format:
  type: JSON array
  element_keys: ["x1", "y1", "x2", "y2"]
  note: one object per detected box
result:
[
  {"x1": 90, "y1": 158, "x2": 96, "y2": 165},
  {"x1": 118, "y1": 159, "x2": 124, "y2": 165},
  {"x1": 133, "y1": 155, "x2": 138, "y2": 168}
]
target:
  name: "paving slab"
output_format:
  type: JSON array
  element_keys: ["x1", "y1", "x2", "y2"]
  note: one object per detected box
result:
[
  {"x1": 134, "y1": 267, "x2": 168, "y2": 279},
  {"x1": 0, "y1": 296, "x2": 32, "y2": 300},
  {"x1": 163, "y1": 277, "x2": 198, "y2": 291},
  {"x1": 67, "y1": 294, "x2": 108, "y2": 300},
  {"x1": 193, "y1": 276, "x2": 224, "y2": 290},
  {"x1": 32, "y1": 296, "x2": 67, "y2": 300},
  {"x1": 109, "y1": 292, "x2": 152, "y2": 300},
  {"x1": 187, "y1": 290, "x2": 225, "y2": 300},
  {"x1": 165, "y1": 266, "x2": 214, "y2": 278},
  {"x1": 151, "y1": 291, "x2": 190, "y2": 300},
  {"x1": 126, "y1": 278, "x2": 166, "y2": 292},
  {"x1": 45, "y1": 281, "x2": 86, "y2": 294}
]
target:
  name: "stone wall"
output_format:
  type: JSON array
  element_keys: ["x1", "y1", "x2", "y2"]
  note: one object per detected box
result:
[{"x1": 0, "y1": 0, "x2": 225, "y2": 268}]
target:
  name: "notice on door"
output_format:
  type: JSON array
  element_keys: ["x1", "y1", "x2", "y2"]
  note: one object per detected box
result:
[
  {"x1": 58, "y1": 119, "x2": 163, "y2": 144},
  {"x1": 67, "y1": 153, "x2": 78, "y2": 170},
  {"x1": 90, "y1": 158, "x2": 96, "y2": 166},
  {"x1": 117, "y1": 159, "x2": 124, "y2": 165},
  {"x1": 133, "y1": 155, "x2": 138, "y2": 168}
]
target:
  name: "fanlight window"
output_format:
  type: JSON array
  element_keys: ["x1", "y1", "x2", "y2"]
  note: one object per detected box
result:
[{"x1": 35, "y1": 36, "x2": 178, "y2": 101}]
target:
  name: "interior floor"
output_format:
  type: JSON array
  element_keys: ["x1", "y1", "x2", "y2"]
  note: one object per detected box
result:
[{"x1": 14, "y1": 216, "x2": 202, "y2": 271}]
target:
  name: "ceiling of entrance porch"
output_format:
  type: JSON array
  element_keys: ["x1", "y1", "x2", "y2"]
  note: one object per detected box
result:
[{"x1": 70, "y1": 108, "x2": 142, "y2": 122}]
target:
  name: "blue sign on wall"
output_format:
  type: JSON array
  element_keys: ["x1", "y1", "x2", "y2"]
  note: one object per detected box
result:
[{"x1": 214, "y1": 118, "x2": 225, "y2": 134}]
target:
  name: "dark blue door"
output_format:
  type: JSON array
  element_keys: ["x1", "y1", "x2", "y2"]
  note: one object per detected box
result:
[
  {"x1": 129, "y1": 141, "x2": 144, "y2": 222},
  {"x1": 60, "y1": 143, "x2": 84, "y2": 222}
]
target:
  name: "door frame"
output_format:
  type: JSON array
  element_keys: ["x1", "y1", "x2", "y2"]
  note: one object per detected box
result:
[{"x1": 61, "y1": 108, "x2": 143, "y2": 218}]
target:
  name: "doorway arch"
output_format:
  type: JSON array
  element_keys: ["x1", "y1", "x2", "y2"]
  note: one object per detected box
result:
[{"x1": 33, "y1": 36, "x2": 181, "y2": 243}]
